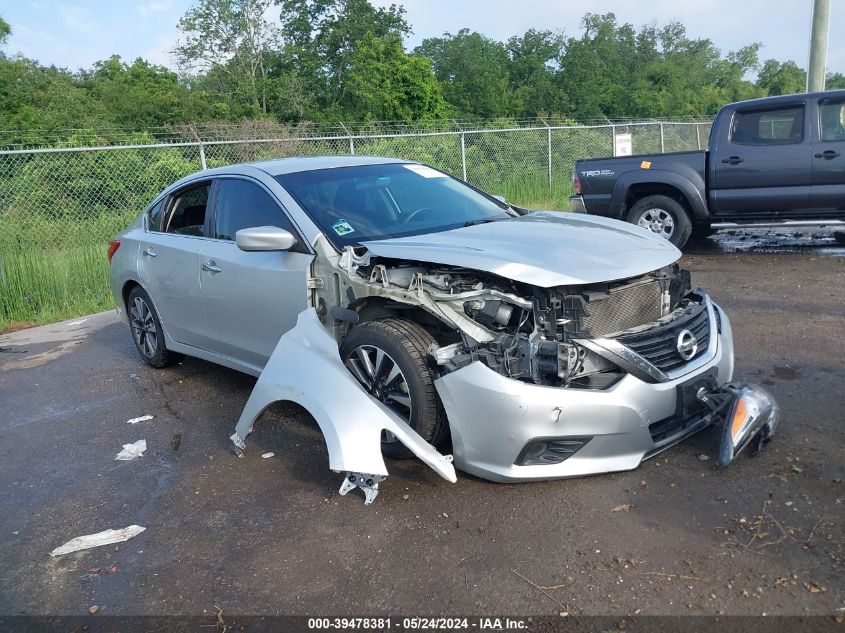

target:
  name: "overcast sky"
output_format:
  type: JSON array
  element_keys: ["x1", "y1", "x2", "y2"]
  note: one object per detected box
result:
[{"x1": 2, "y1": 0, "x2": 843, "y2": 76}]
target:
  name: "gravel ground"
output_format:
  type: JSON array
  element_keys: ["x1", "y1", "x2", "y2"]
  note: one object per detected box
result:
[{"x1": 0, "y1": 234, "x2": 843, "y2": 624}]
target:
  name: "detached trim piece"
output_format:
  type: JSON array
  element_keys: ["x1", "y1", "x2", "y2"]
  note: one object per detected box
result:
[{"x1": 230, "y1": 309, "x2": 457, "y2": 504}]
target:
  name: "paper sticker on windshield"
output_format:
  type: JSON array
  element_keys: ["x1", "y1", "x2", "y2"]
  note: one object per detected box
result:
[
  {"x1": 403, "y1": 164, "x2": 447, "y2": 178},
  {"x1": 331, "y1": 219, "x2": 355, "y2": 236}
]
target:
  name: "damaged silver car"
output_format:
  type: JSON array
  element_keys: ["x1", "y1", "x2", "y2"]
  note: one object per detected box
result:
[{"x1": 108, "y1": 156, "x2": 779, "y2": 503}]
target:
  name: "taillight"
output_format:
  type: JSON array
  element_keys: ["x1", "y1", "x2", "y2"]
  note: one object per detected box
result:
[
  {"x1": 572, "y1": 170, "x2": 582, "y2": 195},
  {"x1": 107, "y1": 239, "x2": 121, "y2": 263}
]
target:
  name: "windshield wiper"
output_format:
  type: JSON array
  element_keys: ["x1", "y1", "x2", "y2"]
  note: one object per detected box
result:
[{"x1": 463, "y1": 213, "x2": 512, "y2": 228}]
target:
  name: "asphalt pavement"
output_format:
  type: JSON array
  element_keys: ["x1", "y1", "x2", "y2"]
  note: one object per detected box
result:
[{"x1": 0, "y1": 233, "x2": 843, "y2": 623}]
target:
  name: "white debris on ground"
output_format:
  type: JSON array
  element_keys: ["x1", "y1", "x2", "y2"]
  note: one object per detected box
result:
[
  {"x1": 115, "y1": 440, "x2": 147, "y2": 460},
  {"x1": 67, "y1": 319, "x2": 88, "y2": 326},
  {"x1": 50, "y1": 525, "x2": 146, "y2": 556},
  {"x1": 261, "y1": 452, "x2": 275, "y2": 459},
  {"x1": 126, "y1": 415, "x2": 154, "y2": 425}
]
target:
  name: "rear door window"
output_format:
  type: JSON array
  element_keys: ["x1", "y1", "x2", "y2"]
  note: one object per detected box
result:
[
  {"x1": 165, "y1": 183, "x2": 211, "y2": 236},
  {"x1": 731, "y1": 106, "x2": 805, "y2": 145},
  {"x1": 213, "y1": 178, "x2": 299, "y2": 243},
  {"x1": 819, "y1": 99, "x2": 845, "y2": 141}
]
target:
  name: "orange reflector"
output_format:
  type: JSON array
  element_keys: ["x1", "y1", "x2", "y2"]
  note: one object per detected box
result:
[{"x1": 731, "y1": 398, "x2": 748, "y2": 440}]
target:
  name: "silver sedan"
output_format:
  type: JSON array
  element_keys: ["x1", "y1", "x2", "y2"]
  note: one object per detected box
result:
[{"x1": 108, "y1": 156, "x2": 779, "y2": 503}]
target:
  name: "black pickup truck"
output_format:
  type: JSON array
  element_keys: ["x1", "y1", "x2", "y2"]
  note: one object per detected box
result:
[{"x1": 570, "y1": 90, "x2": 845, "y2": 247}]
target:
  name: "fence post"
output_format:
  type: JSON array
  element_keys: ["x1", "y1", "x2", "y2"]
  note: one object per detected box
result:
[
  {"x1": 460, "y1": 132, "x2": 467, "y2": 182},
  {"x1": 198, "y1": 142, "x2": 207, "y2": 170},
  {"x1": 349, "y1": 136, "x2": 355, "y2": 155},
  {"x1": 659, "y1": 122, "x2": 665, "y2": 153},
  {"x1": 696, "y1": 123, "x2": 701, "y2": 150},
  {"x1": 547, "y1": 126, "x2": 552, "y2": 192}
]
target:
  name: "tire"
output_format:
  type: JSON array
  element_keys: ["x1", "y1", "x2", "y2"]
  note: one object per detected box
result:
[
  {"x1": 626, "y1": 194, "x2": 693, "y2": 248},
  {"x1": 339, "y1": 318, "x2": 449, "y2": 459},
  {"x1": 126, "y1": 286, "x2": 183, "y2": 369}
]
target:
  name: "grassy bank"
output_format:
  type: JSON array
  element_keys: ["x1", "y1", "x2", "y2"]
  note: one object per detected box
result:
[{"x1": 0, "y1": 244, "x2": 115, "y2": 332}]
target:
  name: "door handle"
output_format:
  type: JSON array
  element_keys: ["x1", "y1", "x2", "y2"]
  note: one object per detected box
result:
[
  {"x1": 814, "y1": 150, "x2": 841, "y2": 159},
  {"x1": 721, "y1": 156, "x2": 744, "y2": 165},
  {"x1": 202, "y1": 261, "x2": 222, "y2": 274},
  {"x1": 142, "y1": 247, "x2": 157, "y2": 258}
]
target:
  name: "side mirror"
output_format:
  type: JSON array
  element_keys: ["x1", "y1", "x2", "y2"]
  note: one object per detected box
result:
[
  {"x1": 492, "y1": 194, "x2": 506, "y2": 203},
  {"x1": 235, "y1": 226, "x2": 296, "y2": 252}
]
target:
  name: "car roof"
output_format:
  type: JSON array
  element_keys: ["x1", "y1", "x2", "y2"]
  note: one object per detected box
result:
[
  {"x1": 250, "y1": 155, "x2": 410, "y2": 176},
  {"x1": 161, "y1": 155, "x2": 416, "y2": 198}
]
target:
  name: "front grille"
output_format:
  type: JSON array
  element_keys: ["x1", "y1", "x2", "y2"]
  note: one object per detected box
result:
[
  {"x1": 582, "y1": 278, "x2": 663, "y2": 336},
  {"x1": 614, "y1": 301, "x2": 711, "y2": 372}
]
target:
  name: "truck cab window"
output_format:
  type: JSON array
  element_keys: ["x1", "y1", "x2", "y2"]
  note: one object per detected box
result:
[{"x1": 731, "y1": 106, "x2": 804, "y2": 145}]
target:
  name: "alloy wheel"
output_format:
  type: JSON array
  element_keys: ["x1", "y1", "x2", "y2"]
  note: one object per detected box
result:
[
  {"x1": 344, "y1": 344, "x2": 412, "y2": 444},
  {"x1": 637, "y1": 208, "x2": 675, "y2": 239},
  {"x1": 130, "y1": 297, "x2": 158, "y2": 359}
]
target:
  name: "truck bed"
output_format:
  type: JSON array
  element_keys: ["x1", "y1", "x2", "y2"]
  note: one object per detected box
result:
[{"x1": 574, "y1": 150, "x2": 707, "y2": 220}]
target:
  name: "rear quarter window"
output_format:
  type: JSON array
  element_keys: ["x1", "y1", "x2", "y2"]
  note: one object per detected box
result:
[{"x1": 146, "y1": 199, "x2": 164, "y2": 231}]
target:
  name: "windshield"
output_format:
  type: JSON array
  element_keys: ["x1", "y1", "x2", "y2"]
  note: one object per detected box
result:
[{"x1": 275, "y1": 163, "x2": 513, "y2": 248}]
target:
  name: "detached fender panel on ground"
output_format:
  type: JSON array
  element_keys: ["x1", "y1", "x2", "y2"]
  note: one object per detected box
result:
[{"x1": 230, "y1": 309, "x2": 456, "y2": 503}]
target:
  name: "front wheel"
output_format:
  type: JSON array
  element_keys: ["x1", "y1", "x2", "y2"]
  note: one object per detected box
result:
[
  {"x1": 340, "y1": 318, "x2": 449, "y2": 459},
  {"x1": 626, "y1": 194, "x2": 692, "y2": 248}
]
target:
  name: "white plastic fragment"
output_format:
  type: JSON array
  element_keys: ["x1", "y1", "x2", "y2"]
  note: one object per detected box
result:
[
  {"x1": 115, "y1": 440, "x2": 147, "y2": 460},
  {"x1": 50, "y1": 525, "x2": 146, "y2": 556},
  {"x1": 126, "y1": 415, "x2": 154, "y2": 425},
  {"x1": 67, "y1": 319, "x2": 88, "y2": 326},
  {"x1": 261, "y1": 452, "x2": 275, "y2": 459}
]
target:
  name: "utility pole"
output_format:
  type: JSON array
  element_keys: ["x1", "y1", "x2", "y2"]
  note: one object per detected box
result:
[{"x1": 807, "y1": 0, "x2": 830, "y2": 92}]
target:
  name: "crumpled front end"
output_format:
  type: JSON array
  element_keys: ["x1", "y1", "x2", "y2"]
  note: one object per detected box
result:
[
  {"x1": 231, "y1": 230, "x2": 777, "y2": 502},
  {"x1": 434, "y1": 296, "x2": 738, "y2": 481}
]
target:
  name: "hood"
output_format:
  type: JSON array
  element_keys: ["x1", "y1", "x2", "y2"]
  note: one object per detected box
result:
[{"x1": 361, "y1": 211, "x2": 681, "y2": 288}]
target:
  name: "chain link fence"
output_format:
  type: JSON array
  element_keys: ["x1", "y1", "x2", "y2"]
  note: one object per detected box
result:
[{"x1": 0, "y1": 119, "x2": 711, "y2": 325}]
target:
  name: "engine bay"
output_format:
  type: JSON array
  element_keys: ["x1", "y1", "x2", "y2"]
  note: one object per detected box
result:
[{"x1": 312, "y1": 239, "x2": 695, "y2": 389}]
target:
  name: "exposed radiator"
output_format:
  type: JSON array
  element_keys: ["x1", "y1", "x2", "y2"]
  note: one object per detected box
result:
[{"x1": 582, "y1": 278, "x2": 663, "y2": 336}]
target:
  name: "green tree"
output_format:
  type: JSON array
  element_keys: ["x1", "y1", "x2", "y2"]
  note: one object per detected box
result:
[
  {"x1": 0, "y1": 16, "x2": 10, "y2": 48},
  {"x1": 340, "y1": 32, "x2": 450, "y2": 120},
  {"x1": 415, "y1": 29, "x2": 511, "y2": 119},
  {"x1": 83, "y1": 56, "x2": 207, "y2": 127},
  {"x1": 174, "y1": 0, "x2": 279, "y2": 114},
  {"x1": 0, "y1": 57, "x2": 107, "y2": 142},
  {"x1": 757, "y1": 60, "x2": 806, "y2": 95},
  {"x1": 276, "y1": 0, "x2": 410, "y2": 114},
  {"x1": 505, "y1": 29, "x2": 567, "y2": 118},
  {"x1": 826, "y1": 72, "x2": 845, "y2": 89}
]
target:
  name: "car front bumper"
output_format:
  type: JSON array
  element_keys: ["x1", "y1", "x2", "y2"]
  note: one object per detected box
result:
[{"x1": 434, "y1": 308, "x2": 736, "y2": 482}]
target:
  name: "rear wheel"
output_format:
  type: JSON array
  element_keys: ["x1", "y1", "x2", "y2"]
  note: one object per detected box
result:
[
  {"x1": 627, "y1": 194, "x2": 692, "y2": 248},
  {"x1": 340, "y1": 318, "x2": 449, "y2": 459},
  {"x1": 127, "y1": 286, "x2": 183, "y2": 368}
]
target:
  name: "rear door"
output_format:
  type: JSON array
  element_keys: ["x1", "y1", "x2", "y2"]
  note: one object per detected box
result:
[
  {"x1": 137, "y1": 181, "x2": 212, "y2": 348},
  {"x1": 711, "y1": 102, "x2": 811, "y2": 216},
  {"x1": 809, "y1": 97, "x2": 845, "y2": 212},
  {"x1": 200, "y1": 177, "x2": 313, "y2": 369}
]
